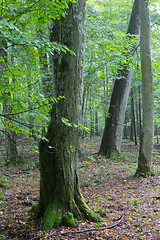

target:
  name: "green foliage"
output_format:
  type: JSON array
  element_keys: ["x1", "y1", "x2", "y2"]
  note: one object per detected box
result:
[
  {"x1": 0, "y1": 0, "x2": 76, "y2": 140},
  {"x1": 61, "y1": 117, "x2": 90, "y2": 133},
  {"x1": 83, "y1": 0, "x2": 160, "y2": 138},
  {"x1": 83, "y1": 0, "x2": 136, "y2": 135}
]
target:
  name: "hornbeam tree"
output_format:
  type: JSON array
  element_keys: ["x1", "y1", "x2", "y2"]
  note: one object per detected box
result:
[
  {"x1": 31, "y1": 0, "x2": 102, "y2": 229},
  {"x1": 135, "y1": 0, "x2": 154, "y2": 176},
  {"x1": 98, "y1": 0, "x2": 140, "y2": 157}
]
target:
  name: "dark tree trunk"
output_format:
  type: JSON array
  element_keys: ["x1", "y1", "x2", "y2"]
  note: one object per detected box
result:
[
  {"x1": 95, "y1": 111, "x2": 100, "y2": 136},
  {"x1": 124, "y1": 116, "x2": 128, "y2": 139},
  {"x1": 124, "y1": 108, "x2": 130, "y2": 139},
  {"x1": 99, "y1": 0, "x2": 140, "y2": 157},
  {"x1": 32, "y1": 1, "x2": 102, "y2": 229}
]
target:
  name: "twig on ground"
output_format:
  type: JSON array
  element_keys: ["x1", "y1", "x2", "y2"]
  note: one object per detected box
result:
[{"x1": 42, "y1": 214, "x2": 125, "y2": 239}]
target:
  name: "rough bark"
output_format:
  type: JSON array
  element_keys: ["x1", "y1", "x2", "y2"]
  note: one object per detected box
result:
[
  {"x1": 135, "y1": 0, "x2": 154, "y2": 177},
  {"x1": 31, "y1": 1, "x2": 102, "y2": 229},
  {"x1": 99, "y1": 0, "x2": 140, "y2": 157}
]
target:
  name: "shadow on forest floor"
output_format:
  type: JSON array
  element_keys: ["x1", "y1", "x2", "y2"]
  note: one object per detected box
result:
[{"x1": 0, "y1": 137, "x2": 160, "y2": 239}]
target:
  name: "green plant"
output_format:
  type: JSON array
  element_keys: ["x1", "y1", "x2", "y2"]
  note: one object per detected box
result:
[
  {"x1": 129, "y1": 198, "x2": 143, "y2": 206},
  {"x1": 0, "y1": 190, "x2": 6, "y2": 205},
  {"x1": 0, "y1": 175, "x2": 9, "y2": 187},
  {"x1": 0, "y1": 234, "x2": 6, "y2": 240}
]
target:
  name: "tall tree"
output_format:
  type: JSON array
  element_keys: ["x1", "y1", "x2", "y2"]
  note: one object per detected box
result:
[
  {"x1": 0, "y1": 40, "x2": 19, "y2": 164},
  {"x1": 99, "y1": 0, "x2": 140, "y2": 157},
  {"x1": 31, "y1": 1, "x2": 102, "y2": 229},
  {"x1": 135, "y1": 0, "x2": 154, "y2": 176}
]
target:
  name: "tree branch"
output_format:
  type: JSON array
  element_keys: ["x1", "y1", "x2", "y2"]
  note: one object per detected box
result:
[{"x1": 7, "y1": 0, "x2": 42, "y2": 22}]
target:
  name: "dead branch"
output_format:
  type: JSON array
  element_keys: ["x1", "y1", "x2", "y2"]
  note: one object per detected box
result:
[{"x1": 43, "y1": 214, "x2": 125, "y2": 239}]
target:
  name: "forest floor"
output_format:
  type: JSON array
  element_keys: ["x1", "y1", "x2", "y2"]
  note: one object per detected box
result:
[{"x1": 0, "y1": 137, "x2": 160, "y2": 240}]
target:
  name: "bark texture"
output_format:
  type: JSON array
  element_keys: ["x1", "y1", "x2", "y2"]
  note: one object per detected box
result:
[
  {"x1": 99, "y1": 0, "x2": 140, "y2": 157},
  {"x1": 32, "y1": 1, "x2": 102, "y2": 229},
  {"x1": 135, "y1": 0, "x2": 154, "y2": 177}
]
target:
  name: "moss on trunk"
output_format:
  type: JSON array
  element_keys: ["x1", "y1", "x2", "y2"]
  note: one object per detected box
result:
[
  {"x1": 30, "y1": 1, "x2": 103, "y2": 229},
  {"x1": 31, "y1": 185, "x2": 103, "y2": 229},
  {"x1": 135, "y1": 152, "x2": 154, "y2": 177}
]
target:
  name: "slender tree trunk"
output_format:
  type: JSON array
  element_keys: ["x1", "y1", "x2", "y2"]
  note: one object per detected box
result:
[
  {"x1": 95, "y1": 111, "x2": 100, "y2": 136},
  {"x1": 89, "y1": 90, "x2": 94, "y2": 138},
  {"x1": 99, "y1": 0, "x2": 140, "y2": 157},
  {"x1": 0, "y1": 40, "x2": 19, "y2": 164},
  {"x1": 82, "y1": 86, "x2": 87, "y2": 116},
  {"x1": 131, "y1": 89, "x2": 137, "y2": 145},
  {"x1": 135, "y1": 0, "x2": 154, "y2": 176},
  {"x1": 135, "y1": 99, "x2": 140, "y2": 137},
  {"x1": 3, "y1": 100, "x2": 19, "y2": 164},
  {"x1": 32, "y1": 1, "x2": 102, "y2": 229},
  {"x1": 28, "y1": 77, "x2": 34, "y2": 136},
  {"x1": 138, "y1": 85, "x2": 142, "y2": 136},
  {"x1": 38, "y1": 44, "x2": 53, "y2": 136},
  {"x1": 130, "y1": 97, "x2": 134, "y2": 142},
  {"x1": 39, "y1": 51, "x2": 53, "y2": 99},
  {"x1": 103, "y1": 64, "x2": 109, "y2": 119},
  {"x1": 124, "y1": 116, "x2": 128, "y2": 139}
]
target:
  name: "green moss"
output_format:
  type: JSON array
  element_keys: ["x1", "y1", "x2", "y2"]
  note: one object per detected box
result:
[
  {"x1": 30, "y1": 202, "x2": 38, "y2": 212},
  {"x1": 75, "y1": 190, "x2": 103, "y2": 222},
  {"x1": 43, "y1": 206, "x2": 62, "y2": 229},
  {"x1": 135, "y1": 152, "x2": 154, "y2": 177},
  {"x1": 30, "y1": 202, "x2": 44, "y2": 219},
  {"x1": 62, "y1": 212, "x2": 75, "y2": 227},
  {"x1": 84, "y1": 208, "x2": 103, "y2": 222},
  {"x1": 135, "y1": 167, "x2": 154, "y2": 177}
]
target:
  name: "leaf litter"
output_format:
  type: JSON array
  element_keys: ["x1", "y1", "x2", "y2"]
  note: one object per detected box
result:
[{"x1": 0, "y1": 137, "x2": 160, "y2": 239}]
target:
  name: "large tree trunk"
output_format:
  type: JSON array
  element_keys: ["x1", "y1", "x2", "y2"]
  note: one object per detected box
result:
[
  {"x1": 135, "y1": 0, "x2": 154, "y2": 176},
  {"x1": 99, "y1": 0, "x2": 140, "y2": 157},
  {"x1": 32, "y1": 1, "x2": 102, "y2": 229}
]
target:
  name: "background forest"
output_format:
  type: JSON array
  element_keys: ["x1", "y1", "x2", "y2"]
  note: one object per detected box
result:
[
  {"x1": 0, "y1": 0, "x2": 160, "y2": 239},
  {"x1": 0, "y1": 0, "x2": 160, "y2": 147}
]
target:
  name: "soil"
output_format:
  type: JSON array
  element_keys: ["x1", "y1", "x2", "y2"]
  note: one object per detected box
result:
[{"x1": 0, "y1": 137, "x2": 160, "y2": 239}]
